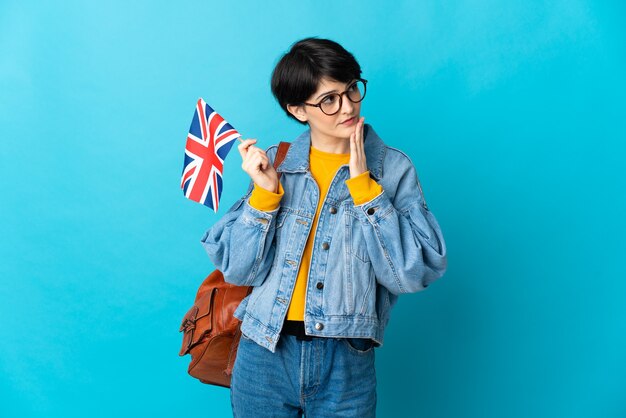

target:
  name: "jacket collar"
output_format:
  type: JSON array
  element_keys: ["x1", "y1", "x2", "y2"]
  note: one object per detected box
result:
[{"x1": 277, "y1": 123, "x2": 386, "y2": 180}]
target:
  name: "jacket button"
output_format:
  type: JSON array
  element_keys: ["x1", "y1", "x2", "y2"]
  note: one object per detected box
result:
[
  {"x1": 367, "y1": 207, "x2": 377, "y2": 216},
  {"x1": 321, "y1": 242, "x2": 330, "y2": 250},
  {"x1": 329, "y1": 206, "x2": 337, "y2": 214},
  {"x1": 316, "y1": 282, "x2": 324, "y2": 289},
  {"x1": 315, "y1": 322, "x2": 324, "y2": 331}
]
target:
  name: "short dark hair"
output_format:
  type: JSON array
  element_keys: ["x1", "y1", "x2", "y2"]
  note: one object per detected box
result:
[{"x1": 271, "y1": 37, "x2": 362, "y2": 124}]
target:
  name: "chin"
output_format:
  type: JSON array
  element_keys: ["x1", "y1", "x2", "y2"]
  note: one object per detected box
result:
[{"x1": 336, "y1": 125, "x2": 355, "y2": 137}]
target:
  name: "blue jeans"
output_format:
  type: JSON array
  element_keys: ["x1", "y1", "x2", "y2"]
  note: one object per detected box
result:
[{"x1": 231, "y1": 332, "x2": 377, "y2": 417}]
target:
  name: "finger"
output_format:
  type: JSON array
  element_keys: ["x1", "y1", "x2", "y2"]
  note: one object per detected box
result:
[
  {"x1": 349, "y1": 132, "x2": 356, "y2": 155},
  {"x1": 352, "y1": 122, "x2": 360, "y2": 153},
  {"x1": 238, "y1": 138, "x2": 257, "y2": 150},
  {"x1": 237, "y1": 139, "x2": 258, "y2": 158},
  {"x1": 357, "y1": 118, "x2": 366, "y2": 153},
  {"x1": 258, "y1": 153, "x2": 270, "y2": 170},
  {"x1": 248, "y1": 146, "x2": 267, "y2": 158},
  {"x1": 360, "y1": 117, "x2": 365, "y2": 141},
  {"x1": 250, "y1": 153, "x2": 267, "y2": 172},
  {"x1": 357, "y1": 117, "x2": 365, "y2": 143},
  {"x1": 353, "y1": 125, "x2": 361, "y2": 155},
  {"x1": 241, "y1": 146, "x2": 260, "y2": 169}
]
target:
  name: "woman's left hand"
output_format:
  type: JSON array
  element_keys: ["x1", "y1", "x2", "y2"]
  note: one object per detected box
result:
[{"x1": 349, "y1": 116, "x2": 367, "y2": 178}]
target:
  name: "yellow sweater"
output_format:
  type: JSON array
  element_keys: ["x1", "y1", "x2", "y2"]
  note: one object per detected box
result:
[{"x1": 248, "y1": 146, "x2": 383, "y2": 321}]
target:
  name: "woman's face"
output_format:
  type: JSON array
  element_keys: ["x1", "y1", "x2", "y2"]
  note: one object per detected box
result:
[{"x1": 288, "y1": 77, "x2": 362, "y2": 143}]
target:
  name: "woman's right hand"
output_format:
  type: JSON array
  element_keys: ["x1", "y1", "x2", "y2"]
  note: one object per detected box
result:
[{"x1": 238, "y1": 139, "x2": 279, "y2": 193}]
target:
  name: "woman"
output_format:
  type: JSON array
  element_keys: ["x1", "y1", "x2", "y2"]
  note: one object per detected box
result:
[{"x1": 201, "y1": 37, "x2": 447, "y2": 418}]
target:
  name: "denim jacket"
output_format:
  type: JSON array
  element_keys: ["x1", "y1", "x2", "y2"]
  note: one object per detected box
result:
[{"x1": 201, "y1": 123, "x2": 447, "y2": 353}]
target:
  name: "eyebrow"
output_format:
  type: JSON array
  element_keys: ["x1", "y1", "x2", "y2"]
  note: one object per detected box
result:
[
  {"x1": 315, "y1": 89, "x2": 337, "y2": 100},
  {"x1": 314, "y1": 80, "x2": 356, "y2": 100}
]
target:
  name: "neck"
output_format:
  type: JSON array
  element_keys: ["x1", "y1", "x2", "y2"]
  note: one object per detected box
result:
[{"x1": 310, "y1": 129, "x2": 350, "y2": 154}]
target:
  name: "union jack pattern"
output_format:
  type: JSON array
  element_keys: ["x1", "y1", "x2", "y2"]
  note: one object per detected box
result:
[{"x1": 181, "y1": 98, "x2": 241, "y2": 211}]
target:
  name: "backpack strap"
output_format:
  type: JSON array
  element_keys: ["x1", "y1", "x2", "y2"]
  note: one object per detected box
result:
[{"x1": 273, "y1": 141, "x2": 291, "y2": 180}]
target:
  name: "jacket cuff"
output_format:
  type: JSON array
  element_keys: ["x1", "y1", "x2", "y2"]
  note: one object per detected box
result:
[
  {"x1": 357, "y1": 190, "x2": 393, "y2": 224},
  {"x1": 240, "y1": 199, "x2": 280, "y2": 231},
  {"x1": 248, "y1": 181, "x2": 284, "y2": 212},
  {"x1": 345, "y1": 171, "x2": 384, "y2": 206}
]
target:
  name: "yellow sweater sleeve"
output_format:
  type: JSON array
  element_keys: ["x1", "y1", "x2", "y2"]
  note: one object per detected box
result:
[
  {"x1": 345, "y1": 171, "x2": 383, "y2": 206},
  {"x1": 248, "y1": 181, "x2": 284, "y2": 212}
]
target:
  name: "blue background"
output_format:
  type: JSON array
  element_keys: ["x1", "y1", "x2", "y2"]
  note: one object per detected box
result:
[{"x1": 1, "y1": 1, "x2": 625, "y2": 417}]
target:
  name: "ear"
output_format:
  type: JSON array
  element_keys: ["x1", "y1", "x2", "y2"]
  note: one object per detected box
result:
[{"x1": 286, "y1": 104, "x2": 308, "y2": 123}]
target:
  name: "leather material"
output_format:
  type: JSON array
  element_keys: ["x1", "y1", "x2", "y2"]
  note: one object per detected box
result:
[{"x1": 179, "y1": 141, "x2": 291, "y2": 387}]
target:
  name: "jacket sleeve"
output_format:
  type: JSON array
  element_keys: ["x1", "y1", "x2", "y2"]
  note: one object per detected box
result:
[
  {"x1": 199, "y1": 146, "x2": 280, "y2": 287},
  {"x1": 354, "y1": 159, "x2": 447, "y2": 295}
]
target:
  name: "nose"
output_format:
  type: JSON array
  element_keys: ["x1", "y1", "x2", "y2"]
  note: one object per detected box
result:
[{"x1": 340, "y1": 93, "x2": 355, "y2": 114}]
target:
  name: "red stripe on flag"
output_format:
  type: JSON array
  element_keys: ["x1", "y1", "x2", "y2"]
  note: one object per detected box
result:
[
  {"x1": 188, "y1": 140, "x2": 221, "y2": 203},
  {"x1": 215, "y1": 129, "x2": 237, "y2": 146},
  {"x1": 212, "y1": 169, "x2": 219, "y2": 210},
  {"x1": 185, "y1": 138, "x2": 224, "y2": 172},
  {"x1": 198, "y1": 100, "x2": 208, "y2": 140},
  {"x1": 181, "y1": 165, "x2": 196, "y2": 189},
  {"x1": 208, "y1": 112, "x2": 225, "y2": 141}
]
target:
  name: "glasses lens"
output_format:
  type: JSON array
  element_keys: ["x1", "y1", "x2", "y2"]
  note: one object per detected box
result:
[
  {"x1": 318, "y1": 80, "x2": 366, "y2": 115},
  {"x1": 347, "y1": 80, "x2": 366, "y2": 103},
  {"x1": 320, "y1": 94, "x2": 341, "y2": 115}
]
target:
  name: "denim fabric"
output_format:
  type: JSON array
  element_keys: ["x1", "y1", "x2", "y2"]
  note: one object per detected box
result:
[
  {"x1": 231, "y1": 332, "x2": 376, "y2": 418},
  {"x1": 201, "y1": 123, "x2": 447, "y2": 353}
]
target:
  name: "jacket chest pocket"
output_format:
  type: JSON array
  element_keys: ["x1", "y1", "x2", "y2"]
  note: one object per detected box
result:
[
  {"x1": 339, "y1": 204, "x2": 377, "y2": 317},
  {"x1": 343, "y1": 204, "x2": 370, "y2": 263},
  {"x1": 273, "y1": 207, "x2": 294, "y2": 251}
]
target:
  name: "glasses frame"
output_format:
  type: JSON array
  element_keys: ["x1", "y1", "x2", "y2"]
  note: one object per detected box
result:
[{"x1": 303, "y1": 78, "x2": 368, "y2": 116}]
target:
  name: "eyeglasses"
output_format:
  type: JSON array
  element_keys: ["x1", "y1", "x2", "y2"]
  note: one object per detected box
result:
[{"x1": 303, "y1": 79, "x2": 368, "y2": 116}]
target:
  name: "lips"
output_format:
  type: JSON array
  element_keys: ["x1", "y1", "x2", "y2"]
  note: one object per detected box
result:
[{"x1": 340, "y1": 116, "x2": 356, "y2": 125}]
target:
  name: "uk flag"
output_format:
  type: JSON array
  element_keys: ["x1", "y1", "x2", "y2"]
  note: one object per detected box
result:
[{"x1": 181, "y1": 98, "x2": 241, "y2": 212}]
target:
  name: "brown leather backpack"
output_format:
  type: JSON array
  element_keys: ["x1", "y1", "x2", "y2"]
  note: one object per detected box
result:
[{"x1": 179, "y1": 141, "x2": 290, "y2": 387}]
